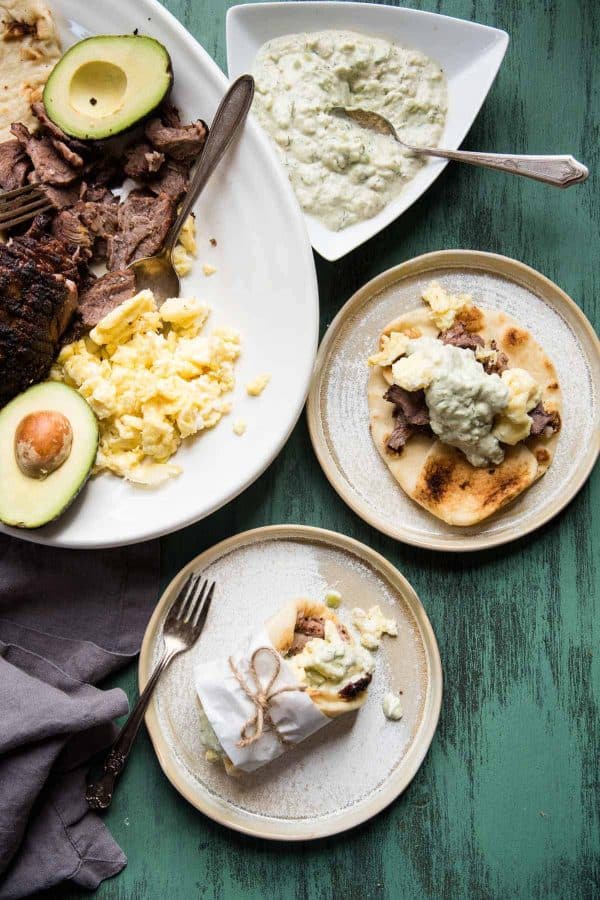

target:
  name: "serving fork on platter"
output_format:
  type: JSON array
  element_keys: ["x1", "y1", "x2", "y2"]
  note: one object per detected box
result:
[
  {"x1": 86, "y1": 573, "x2": 215, "y2": 811},
  {"x1": 0, "y1": 183, "x2": 52, "y2": 230}
]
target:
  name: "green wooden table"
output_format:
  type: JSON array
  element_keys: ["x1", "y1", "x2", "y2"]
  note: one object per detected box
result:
[{"x1": 46, "y1": 1, "x2": 599, "y2": 897}]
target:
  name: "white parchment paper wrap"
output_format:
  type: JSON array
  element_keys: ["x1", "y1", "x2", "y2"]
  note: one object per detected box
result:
[{"x1": 194, "y1": 628, "x2": 329, "y2": 773}]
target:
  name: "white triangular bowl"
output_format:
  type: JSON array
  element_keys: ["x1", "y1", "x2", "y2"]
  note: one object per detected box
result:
[{"x1": 227, "y1": 2, "x2": 509, "y2": 261}]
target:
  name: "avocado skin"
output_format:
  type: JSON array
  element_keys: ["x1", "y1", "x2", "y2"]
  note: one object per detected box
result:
[
  {"x1": 43, "y1": 34, "x2": 173, "y2": 141},
  {"x1": 0, "y1": 382, "x2": 99, "y2": 530}
]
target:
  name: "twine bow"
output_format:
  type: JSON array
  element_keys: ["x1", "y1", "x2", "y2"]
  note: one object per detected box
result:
[{"x1": 228, "y1": 647, "x2": 306, "y2": 748}]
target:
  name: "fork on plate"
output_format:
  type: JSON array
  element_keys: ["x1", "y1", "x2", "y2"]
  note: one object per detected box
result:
[
  {"x1": 0, "y1": 183, "x2": 52, "y2": 230},
  {"x1": 86, "y1": 573, "x2": 215, "y2": 811}
]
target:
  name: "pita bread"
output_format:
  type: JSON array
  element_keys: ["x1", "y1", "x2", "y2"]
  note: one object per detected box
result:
[
  {"x1": 266, "y1": 598, "x2": 370, "y2": 716},
  {"x1": 368, "y1": 306, "x2": 562, "y2": 526}
]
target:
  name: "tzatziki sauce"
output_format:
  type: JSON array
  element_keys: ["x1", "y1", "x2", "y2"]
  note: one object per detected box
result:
[{"x1": 252, "y1": 30, "x2": 447, "y2": 231}]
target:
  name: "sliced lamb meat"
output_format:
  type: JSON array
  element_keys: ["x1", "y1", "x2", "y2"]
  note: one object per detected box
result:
[
  {"x1": 145, "y1": 113, "x2": 208, "y2": 163},
  {"x1": 387, "y1": 415, "x2": 415, "y2": 453},
  {"x1": 49, "y1": 138, "x2": 84, "y2": 169},
  {"x1": 51, "y1": 208, "x2": 92, "y2": 255},
  {"x1": 107, "y1": 191, "x2": 176, "y2": 270},
  {"x1": 295, "y1": 616, "x2": 326, "y2": 638},
  {"x1": 439, "y1": 321, "x2": 485, "y2": 351},
  {"x1": 529, "y1": 402, "x2": 561, "y2": 437},
  {"x1": 338, "y1": 673, "x2": 372, "y2": 700},
  {"x1": 383, "y1": 384, "x2": 429, "y2": 426},
  {"x1": 67, "y1": 268, "x2": 136, "y2": 338},
  {"x1": 31, "y1": 102, "x2": 88, "y2": 155},
  {"x1": 78, "y1": 193, "x2": 119, "y2": 258},
  {"x1": 0, "y1": 139, "x2": 30, "y2": 190},
  {"x1": 11, "y1": 122, "x2": 80, "y2": 186},
  {"x1": 123, "y1": 142, "x2": 165, "y2": 179},
  {"x1": 0, "y1": 241, "x2": 78, "y2": 405},
  {"x1": 147, "y1": 161, "x2": 189, "y2": 202}
]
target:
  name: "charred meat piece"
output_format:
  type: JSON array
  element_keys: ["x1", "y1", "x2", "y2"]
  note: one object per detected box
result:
[
  {"x1": 145, "y1": 109, "x2": 208, "y2": 163},
  {"x1": 0, "y1": 139, "x2": 30, "y2": 190},
  {"x1": 8, "y1": 233, "x2": 86, "y2": 287},
  {"x1": 107, "y1": 191, "x2": 176, "y2": 270},
  {"x1": 338, "y1": 674, "x2": 372, "y2": 700},
  {"x1": 387, "y1": 415, "x2": 415, "y2": 453},
  {"x1": 0, "y1": 241, "x2": 78, "y2": 405},
  {"x1": 383, "y1": 385, "x2": 429, "y2": 426},
  {"x1": 123, "y1": 142, "x2": 165, "y2": 179},
  {"x1": 439, "y1": 321, "x2": 485, "y2": 351},
  {"x1": 529, "y1": 402, "x2": 561, "y2": 437},
  {"x1": 11, "y1": 123, "x2": 79, "y2": 186},
  {"x1": 67, "y1": 268, "x2": 136, "y2": 339}
]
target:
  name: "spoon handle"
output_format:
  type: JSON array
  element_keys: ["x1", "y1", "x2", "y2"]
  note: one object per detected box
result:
[
  {"x1": 164, "y1": 74, "x2": 255, "y2": 253},
  {"x1": 414, "y1": 147, "x2": 588, "y2": 188}
]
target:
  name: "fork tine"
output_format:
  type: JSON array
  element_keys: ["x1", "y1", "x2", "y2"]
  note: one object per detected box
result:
[
  {"x1": 0, "y1": 202, "x2": 53, "y2": 230},
  {"x1": 177, "y1": 573, "x2": 202, "y2": 621},
  {"x1": 165, "y1": 572, "x2": 195, "y2": 622},
  {"x1": 186, "y1": 578, "x2": 208, "y2": 624},
  {"x1": 192, "y1": 581, "x2": 215, "y2": 631},
  {"x1": 0, "y1": 183, "x2": 43, "y2": 204}
]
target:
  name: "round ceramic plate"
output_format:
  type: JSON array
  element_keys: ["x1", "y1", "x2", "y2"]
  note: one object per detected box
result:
[
  {"x1": 0, "y1": 0, "x2": 318, "y2": 549},
  {"x1": 307, "y1": 250, "x2": 600, "y2": 552},
  {"x1": 139, "y1": 525, "x2": 442, "y2": 840}
]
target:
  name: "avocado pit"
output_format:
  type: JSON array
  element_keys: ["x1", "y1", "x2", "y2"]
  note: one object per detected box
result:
[{"x1": 15, "y1": 410, "x2": 73, "y2": 479}]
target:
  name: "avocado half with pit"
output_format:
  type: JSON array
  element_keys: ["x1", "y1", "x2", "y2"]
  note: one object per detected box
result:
[
  {"x1": 0, "y1": 382, "x2": 99, "y2": 529},
  {"x1": 43, "y1": 34, "x2": 172, "y2": 140}
]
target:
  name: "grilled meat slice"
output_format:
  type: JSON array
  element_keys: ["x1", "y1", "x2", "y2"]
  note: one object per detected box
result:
[
  {"x1": 31, "y1": 102, "x2": 88, "y2": 155},
  {"x1": 383, "y1": 385, "x2": 429, "y2": 426},
  {"x1": 107, "y1": 191, "x2": 176, "y2": 270},
  {"x1": 439, "y1": 321, "x2": 485, "y2": 351},
  {"x1": 145, "y1": 107, "x2": 208, "y2": 163},
  {"x1": 147, "y1": 161, "x2": 189, "y2": 202},
  {"x1": 0, "y1": 241, "x2": 77, "y2": 405},
  {"x1": 0, "y1": 139, "x2": 30, "y2": 190},
  {"x1": 529, "y1": 402, "x2": 561, "y2": 437},
  {"x1": 11, "y1": 122, "x2": 80, "y2": 186},
  {"x1": 68, "y1": 268, "x2": 136, "y2": 338},
  {"x1": 123, "y1": 142, "x2": 165, "y2": 179}
]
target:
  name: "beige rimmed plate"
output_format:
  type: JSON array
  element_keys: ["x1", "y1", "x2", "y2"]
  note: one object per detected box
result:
[
  {"x1": 140, "y1": 525, "x2": 442, "y2": 840},
  {"x1": 307, "y1": 250, "x2": 600, "y2": 552}
]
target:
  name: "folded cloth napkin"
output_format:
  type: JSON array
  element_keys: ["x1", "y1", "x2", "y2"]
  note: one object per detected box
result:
[{"x1": 0, "y1": 533, "x2": 160, "y2": 899}]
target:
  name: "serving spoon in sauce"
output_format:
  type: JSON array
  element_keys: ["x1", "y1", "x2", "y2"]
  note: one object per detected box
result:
[
  {"x1": 130, "y1": 74, "x2": 255, "y2": 305},
  {"x1": 330, "y1": 106, "x2": 588, "y2": 188}
]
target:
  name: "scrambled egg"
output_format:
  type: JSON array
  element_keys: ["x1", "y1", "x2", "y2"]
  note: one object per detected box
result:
[
  {"x1": 51, "y1": 290, "x2": 241, "y2": 486},
  {"x1": 232, "y1": 418, "x2": 246, "y2": 436},
  {"x1": 368, "y1": 331, "x2": 410, "y2": 367},
  {"x1": 172, "y1": 215, "x2": 197, "y2": 277},
  {"x1": 421, "y1": 281, "x2": 473, "y2": 331},
  {"x1": 493, "y1": 368, "x2": 541, "y2": 445},
  {"x1": 246, "y1": 373, "x2": 270, "y2": 396},
  {"x1": 351, "y1": 605, "x2": 398, "y2": 651},
  {"x1": 0, "y1": 0, "x2": 61, "y2": 141}
]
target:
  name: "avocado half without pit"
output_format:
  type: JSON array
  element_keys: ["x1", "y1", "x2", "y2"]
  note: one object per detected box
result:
[
  {"x1": 43, "y1": 35, "x2": 173, "y2": 140},
  {"x1": 0, "y1": 382, "x2": 99, "y2": 529}
]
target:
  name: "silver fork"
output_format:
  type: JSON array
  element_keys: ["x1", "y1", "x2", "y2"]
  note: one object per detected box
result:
[
  {"x1": 0, "y1": 183, "x2": 53, "y2": 230},
  {"x1": 86, "y1": 573, "x2": 215, "y2": 810}
]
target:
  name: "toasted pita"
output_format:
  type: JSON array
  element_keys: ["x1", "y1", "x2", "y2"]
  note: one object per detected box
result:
[
  {"x1": 368, "y1": 307, "x2": 562, "y2": 526},
  {"x1": 266, "y1": 598, "x2": 369, "y2": 717}
]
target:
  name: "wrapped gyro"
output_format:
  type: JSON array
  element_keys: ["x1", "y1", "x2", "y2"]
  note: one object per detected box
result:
[{"x1": 194, "y1": 598, "x2": 375, "y2": 774}]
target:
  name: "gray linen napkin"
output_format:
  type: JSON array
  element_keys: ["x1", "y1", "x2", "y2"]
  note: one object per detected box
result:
[{"x1": 0, "y1": 534, "x2": 160, "y2": 899}]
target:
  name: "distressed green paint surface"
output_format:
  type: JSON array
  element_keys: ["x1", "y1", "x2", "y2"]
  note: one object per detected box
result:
[{"x1": 44, "y1": 1, "x2": 599, "y2": 898}]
